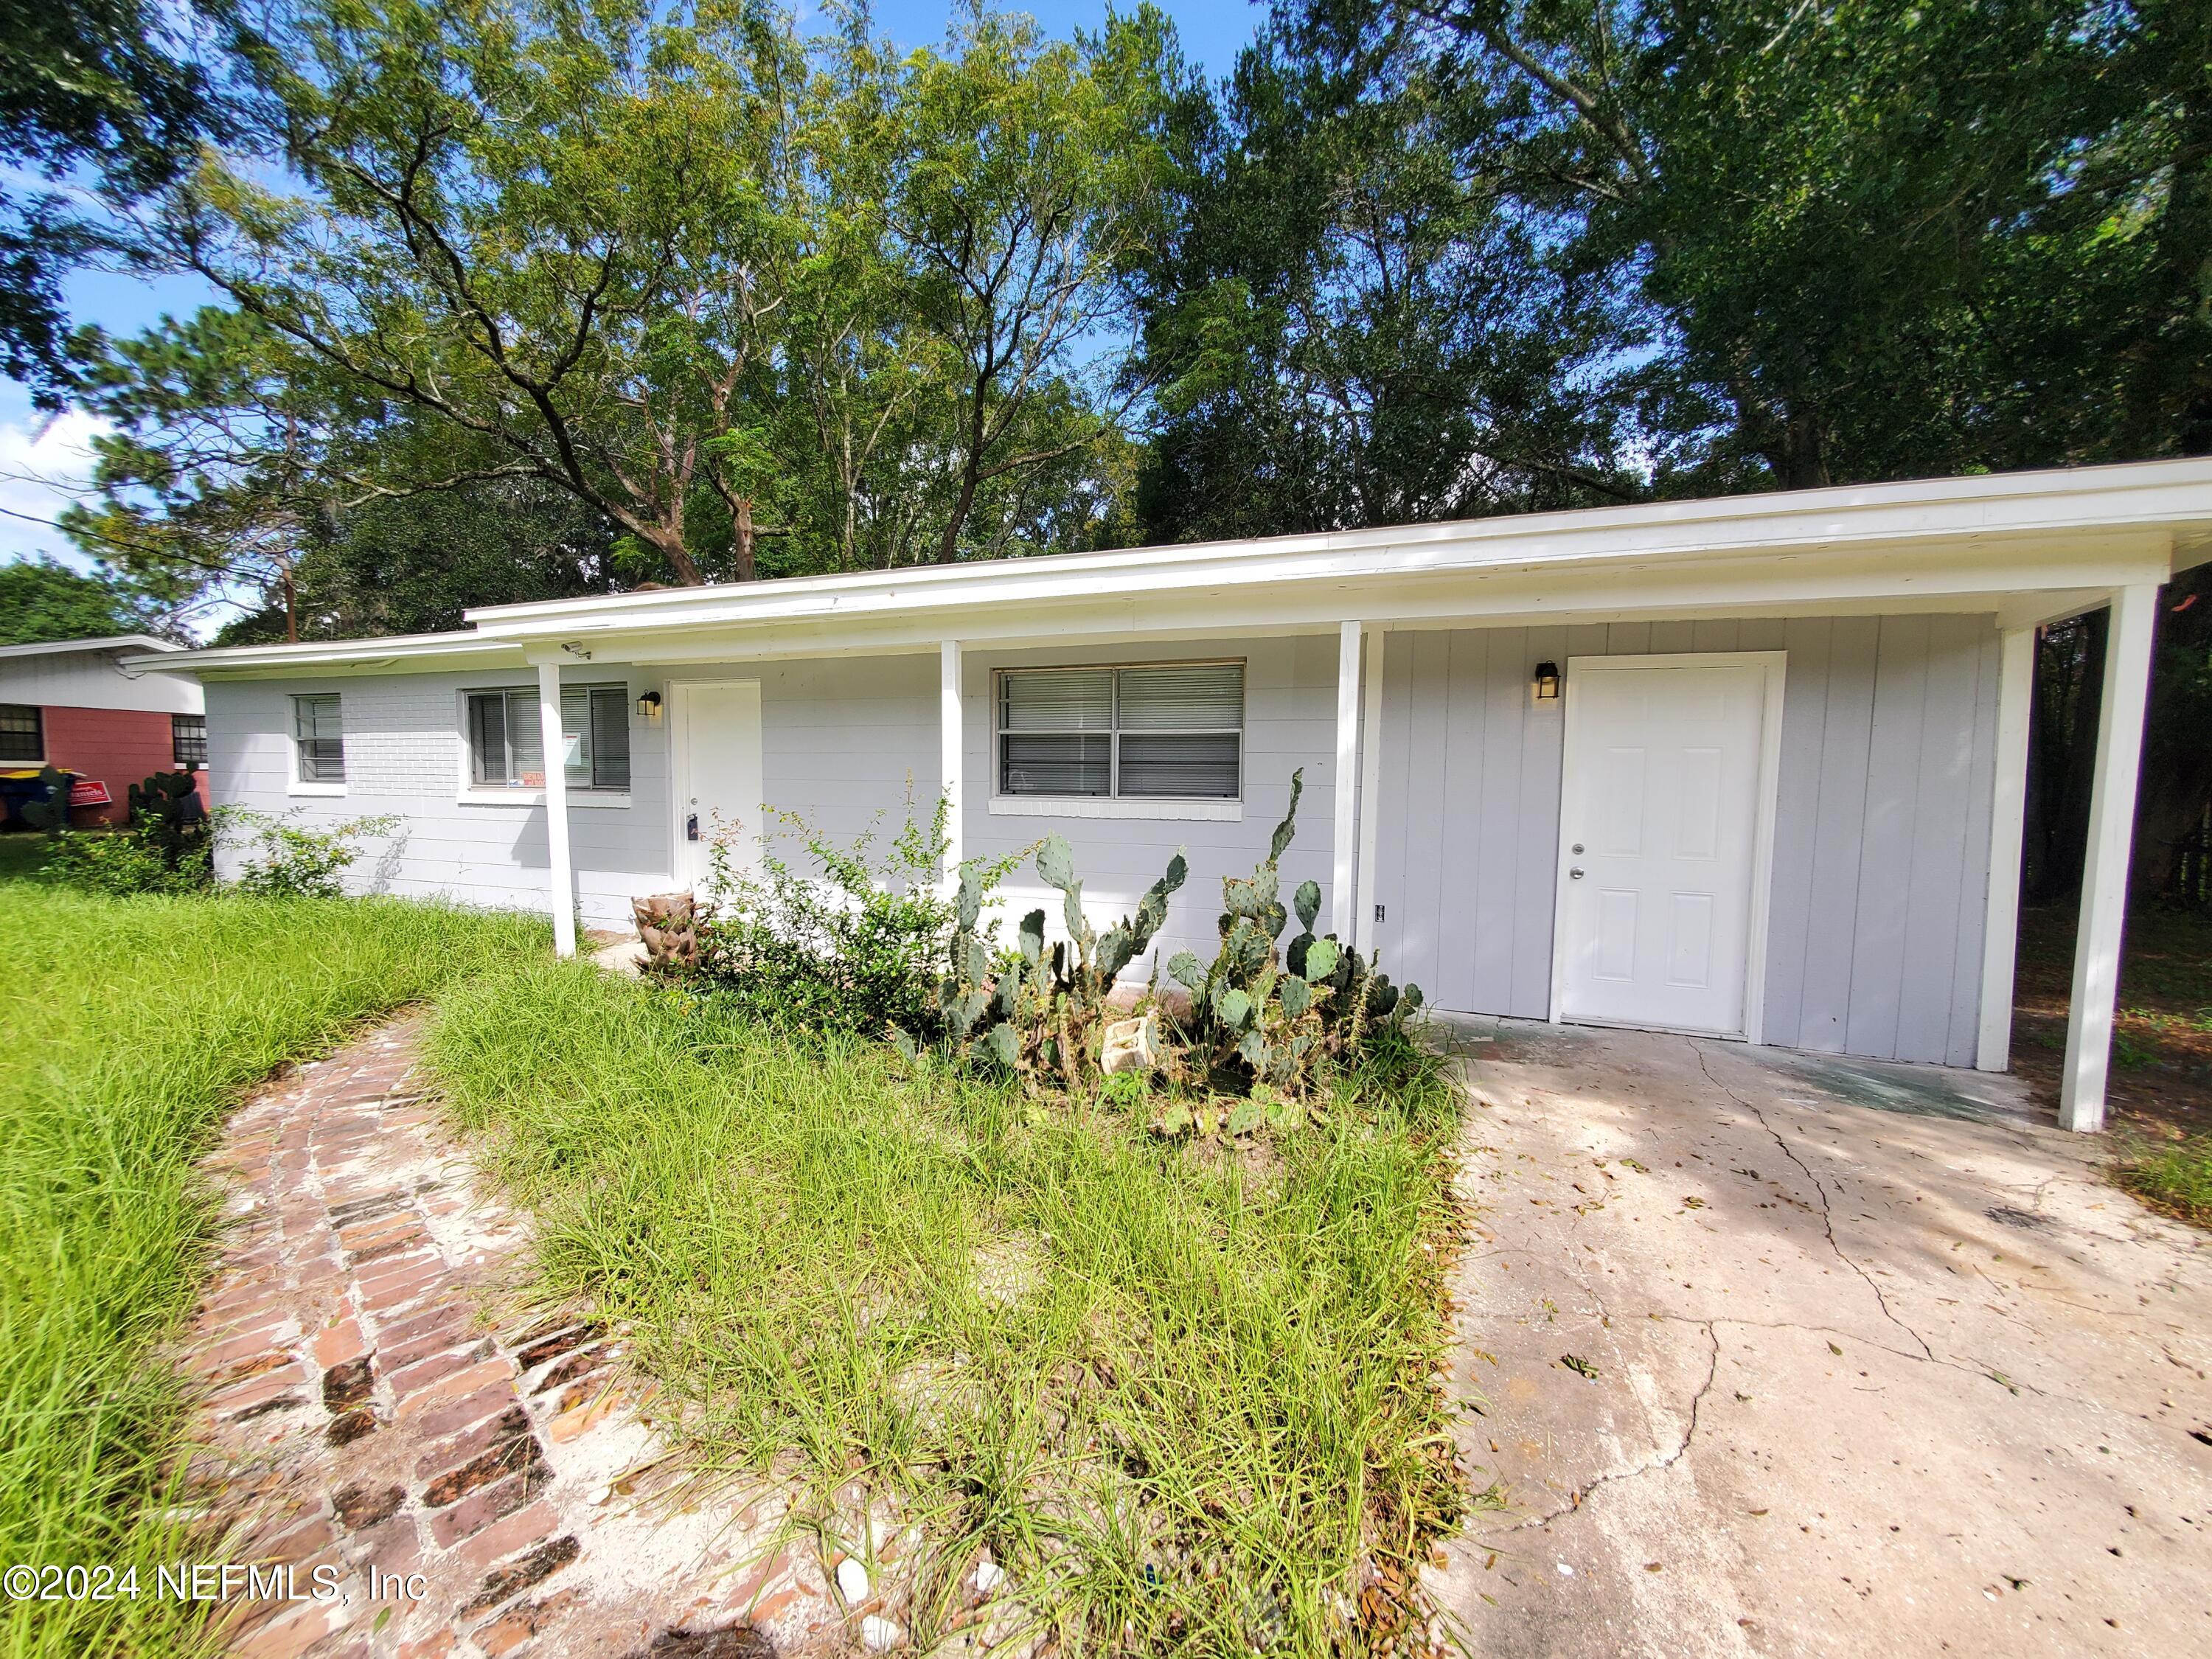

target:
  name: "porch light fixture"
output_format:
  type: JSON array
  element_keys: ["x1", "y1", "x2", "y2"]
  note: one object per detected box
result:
[
  {"x1": 1532, "y1": 661, "x2": 1562, "y2": 701},
  {"x1": 635, "y1": 689, "x2": 664, "y2": 720}
]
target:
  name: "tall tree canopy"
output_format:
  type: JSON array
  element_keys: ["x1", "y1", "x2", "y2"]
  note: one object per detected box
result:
[
  {"x1": 72, "y1": 0, "x2": 1176, "y2": 607},
  {"x1": 0, "y1": 0, "x2": 245, "y2": 403}
]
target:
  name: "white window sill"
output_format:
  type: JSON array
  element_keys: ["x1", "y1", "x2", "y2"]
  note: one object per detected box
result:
[
  {"x1": 457, "y1": 788, "x2": 630, "y2": 810},
  {"x1": 288, "y1": 781, "x2": 349, "y2": 798},
  {"x1": 988, "y1": 794, "x2": 1242, "y2": 822}
]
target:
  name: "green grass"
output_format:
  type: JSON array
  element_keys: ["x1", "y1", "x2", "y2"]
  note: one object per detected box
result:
[
  {"x1": 0, "y1": 833, "x2": 52, "y2": 882},
  {"x1": 428, "y1": 964, "x2": 1468, "y2": 1655},
  {"x1": 0, "y1": 884, "x2": 546, "y2": 1658},
  {"x1": 2115, "y1": 1134, "x2": 2212, "y2": 1228}
]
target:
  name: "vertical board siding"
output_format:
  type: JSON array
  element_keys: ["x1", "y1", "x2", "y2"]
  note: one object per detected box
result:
[{"x1": 1372, "y1": 613, "x2": 2002, "y2": 1064}]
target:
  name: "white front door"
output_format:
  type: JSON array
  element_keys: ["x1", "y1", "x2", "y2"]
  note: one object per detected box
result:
[
  {"x1": 1556, "y1": 658, "x2": 1776, "y2": 1037},
  {"x1": 670, "y1": 680, "x2": 763, "y2": 894}
]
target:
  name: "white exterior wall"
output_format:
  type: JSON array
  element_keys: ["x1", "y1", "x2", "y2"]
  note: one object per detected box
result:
[
  {"x1": 0, "y1": 648, "x2": 202, "y2": 714},
  {"x1": 205, "y1": 668, "x2": 667, "y2": 926}
]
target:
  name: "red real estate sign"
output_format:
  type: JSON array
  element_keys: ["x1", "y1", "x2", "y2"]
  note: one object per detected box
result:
[{"x1": 68, "y1": 779, "x2": 112, "y2": 807}]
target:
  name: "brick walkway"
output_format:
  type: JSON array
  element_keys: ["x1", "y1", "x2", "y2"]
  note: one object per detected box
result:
[{"x1": 180, "y1": 1015, "x2": 849, "y2": 1658}]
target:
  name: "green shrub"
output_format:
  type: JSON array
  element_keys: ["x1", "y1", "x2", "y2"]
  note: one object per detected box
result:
[
  {"x1": 695, "y1": 793, "x2": 1018, "y2": 1040},
  {"x1": 216, "y1": 805, "x2": 399, "y2": 897},
  {"x1": 45, "y1": 818, "x2": 210, "y2": 897}
]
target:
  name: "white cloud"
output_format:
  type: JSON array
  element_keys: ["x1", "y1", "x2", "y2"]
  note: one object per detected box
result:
[{"x1": 0, "y1": 386, "x2": 114, "y2": 570}]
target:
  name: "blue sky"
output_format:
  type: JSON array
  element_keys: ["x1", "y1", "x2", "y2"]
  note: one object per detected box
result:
[{"x1": 0, "y1": 1, "x2": 1267, "y2": 574}]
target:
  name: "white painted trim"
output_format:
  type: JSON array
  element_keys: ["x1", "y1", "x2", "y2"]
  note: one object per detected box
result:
[
  {"x1": 2060, "y1": 584, "x2": 2159, "y2": 1132},
  {"x1": 460, "y1": 458, "x2": 2212, "y2": 639},
  {"x1": 456, "y1": 789, "x2": 629, "y2": 810},
  {"x1": 538, "y1": 661, "x2": 576, "y2": 959},
  {"x1": 1354, "y1": 627, "x2": 1386, "y2": 953},
  {"x1": 1331, "y1": 621, "x2": 1362, "y2": 939},
  {"x1": 1976, "y1": 627, "x2": 2035, "y2": 1071},
  {"x1": 987, "y1": 794, "x2": 1242, "y2": 822},
  {"x1": 941, "y1": 640, "x2": 963, "y2": 886},
  {"x1": 286, "y1": 780, "x2": 348, "y2": 799},
  {"x1": 1548, "y1": 651, "x2": 1788, "y2": 1043}
]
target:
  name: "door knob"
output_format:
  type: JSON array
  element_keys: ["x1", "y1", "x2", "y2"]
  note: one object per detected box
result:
[{"x1": 1569, "y1": 866, "x2": 1585, "y2": 879}]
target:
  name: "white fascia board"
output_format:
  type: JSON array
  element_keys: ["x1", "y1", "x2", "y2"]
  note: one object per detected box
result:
[
  {"x1": 0, "y1": 633, "x2": 181, "y2": 661},
  {"x1": 465, "y1": 459, "x2": 2212, "y2": 641},
  {"x1": 119, "y1": 632, "x2": 528, "y2": 678},
  {"x1": 524, "y1": 534, "x2": 2177, "y2": 666}
]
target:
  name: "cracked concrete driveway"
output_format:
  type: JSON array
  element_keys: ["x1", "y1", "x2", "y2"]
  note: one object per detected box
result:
[{"x1": 1426, "y1": 1020, "x2": 2212, "y2": 1658}]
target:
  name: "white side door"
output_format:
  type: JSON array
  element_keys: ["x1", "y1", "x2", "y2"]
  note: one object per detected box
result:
[
  {"x1": 670, "y1": 680, "x2": 763, "y2": 894},
  {"x1": 1556, "y1": 658, "x2": 1775, "y2": 1037}
]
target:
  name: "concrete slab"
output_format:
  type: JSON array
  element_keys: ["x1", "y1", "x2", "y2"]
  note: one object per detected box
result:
[{"x1": 1428, "y1": 1019, "x2": 2212, "y2": 1658}]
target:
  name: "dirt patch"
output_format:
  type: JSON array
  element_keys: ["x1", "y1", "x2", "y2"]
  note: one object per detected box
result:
[{"x1": 2011, "y1": 903, "x2": 2212, "y2": 1138}]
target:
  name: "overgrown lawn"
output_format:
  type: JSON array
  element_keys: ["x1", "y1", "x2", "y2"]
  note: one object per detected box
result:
[
  {"x1": 428, "y1": 961, "x2": 1467, "y2": 1654},
  {"x1": 0, "y1": 884, "x2": 546, "y2": 1658}
]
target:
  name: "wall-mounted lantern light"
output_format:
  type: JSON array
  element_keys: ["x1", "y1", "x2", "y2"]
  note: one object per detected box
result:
[
  {"x1": 1532, "y1": 661, "x2": 1562, "y2": 702},
  {"x1": 635, "y1": 689, "x2": 664, "y2": 720}
]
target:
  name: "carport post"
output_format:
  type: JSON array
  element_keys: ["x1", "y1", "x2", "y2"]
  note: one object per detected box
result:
[
  {"x1": 1332, "y1": 621, "x2": 1362, "y2": 939},
  {"x1": 940, "y1": 639, "x2": 963, "y2": 891},
  {"x1": 2059, "y1": 583, "x2": 2158, "y2": 1132},
  {"x1": 1975, "y1": 625, "x2": 2035, "y2": 1072},
  {"x1": 538, "y1": 661, "x2": 577, "y2": 959}
]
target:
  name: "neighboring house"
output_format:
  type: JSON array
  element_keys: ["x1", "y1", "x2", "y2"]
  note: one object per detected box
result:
[
  {"x1": 136, "y1": 459, "x2": 2212, "y2": 1133},
  {"x1": 0, "y1": 636, "x2": 208, "y2": 825}
]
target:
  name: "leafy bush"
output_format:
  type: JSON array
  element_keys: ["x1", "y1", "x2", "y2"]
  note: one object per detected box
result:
[
  {"x1": 44, "y1": 768, "x2": 212, "y2": 897},
  {"x1": 45, "y1": 818, "x2": 209, "y2": 897},
  {"x1": 217, "y1": 806, "x2": 400, "y2": 898},
  {"x1": 694, "y1": 793, "x2": 1018, "y2": 1039}
]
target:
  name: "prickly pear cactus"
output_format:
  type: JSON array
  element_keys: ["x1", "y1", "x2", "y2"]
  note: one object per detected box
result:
[
  {"x1": 19, "y1": 765, "x2": 70, "y2": 835},
  {"x1": 127, "y1": 766, "x2": 208, "y2": 869}
]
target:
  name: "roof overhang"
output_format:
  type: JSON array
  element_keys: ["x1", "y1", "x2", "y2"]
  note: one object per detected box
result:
[
  {"x1": 129, "y1": 458, "x2": 2212, "y2": 678},
  {"x1": 122, "y1": 631, "x2": 527, "y2": 681}
]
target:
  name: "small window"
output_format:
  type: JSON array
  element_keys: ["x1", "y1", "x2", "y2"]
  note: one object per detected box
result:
[
  {"x1": 466, "y1": 686, "x2": 628, "y2": 792},
  {"x1": 998, "y1": 663, "x2": 1242, "y2": 799},
  {"x1": 172, "y1": 714, "x2": 207, "y2": 768},
  {"x1": 292, "y1": 694, "x2": 344, "y2": 783},
  {"x1": 0, "y1": 704, "x2": 41, "y2": 764}
]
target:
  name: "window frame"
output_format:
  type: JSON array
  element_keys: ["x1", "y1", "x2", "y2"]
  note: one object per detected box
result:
[
  {"x1": 171, "y1": 713, "x2": 207, "y2": 769},
  {"x1": 0, "y1": 703, "x2": 43, "y2": 765},
  {"x1": 993, "y1": 660, "x2": 1245, "y2": 807},
  {"x1": 291, "y1": 693, "x2": 345, "y2": 786},
  {"x1": 460, "y1": 684, "x2": 632, "y2": 801}
]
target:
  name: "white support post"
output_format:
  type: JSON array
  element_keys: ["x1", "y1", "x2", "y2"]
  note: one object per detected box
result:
[
  {"x1": 1976, "y1": 626, "x2": 2035, "y2": 1071},
  {"x1": 538, "y1": 661, "x2": 577, "y2": 959},
  {"x1": 1354, "y1": 627, "x2": 1385, "y2": 954},
  {"x1": 2059, "y1": 584, "x2": 2159, "y2": 1131},
  {"x1": 1331, "y1": 620, "x2": 1363, "y2": 940},
  {"x1": 940, "y1": 639, "x2": 964, "y2": 890}
]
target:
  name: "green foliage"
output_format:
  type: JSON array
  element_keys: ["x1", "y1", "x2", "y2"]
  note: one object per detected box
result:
[
  {"x1": 0, "y1": 880, "x2": 545, "y2": 1656},
  {"x1": 2115, "y1": 1133, "x2": 2212, "y2": 1229},
  {"x1": 45, "y1": 818, "x2": 209, "y2": 897},
  {"x1": 76, "y1": 1, "x2": 1178, "y2": 615},
  {"x1": 215, "y1": 805, "x2": 397, "y2": 898},
  {"x1": 426, "y1": 959, "x2": 1467, "y2": 1652},
  {"x1": 695, "y1": 793, "x2": 977, "y2": 1040},
  {"x1": 0, "y1": 0, "x2": 242, "y2": 402},
  {"x1": 0, "y1": 557, "x2": 168, "y2": 645}
]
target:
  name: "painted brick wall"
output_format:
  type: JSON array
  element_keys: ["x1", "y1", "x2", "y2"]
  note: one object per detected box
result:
[{"x1": 39, "y1": 706, "x2": 208, "y2": 824}]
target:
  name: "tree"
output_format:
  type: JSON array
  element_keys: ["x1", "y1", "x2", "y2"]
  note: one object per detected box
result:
[
  {"x1": 1127, "y1": 13, "x2": 1634, "y2": 541},
  {"x1": 0, "y1": 0, "x2": 244, "y2": 403},
  {"x1": 0, "y1": 556, "x2": 167, "y2": 644},
  {"x1": 116, "y1": 0, "x2": 1181, "y2": 590}
]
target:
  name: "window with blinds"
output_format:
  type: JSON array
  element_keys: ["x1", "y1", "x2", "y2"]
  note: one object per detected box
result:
[
  {"x1": 466, "y1": 686, "x2": 630, "y2": 792},
  {"x1": 292, "y1": 694, "x2": 344, "y2": 782},
  {"x1": 0, "y1": 703, "x2": 41, "y2": 764},
  {"x1": 998, "y1": 663, "x2": 1242, "y2": 799}
]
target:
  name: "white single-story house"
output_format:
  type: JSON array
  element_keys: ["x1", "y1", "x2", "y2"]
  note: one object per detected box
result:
[{"x1": 134, "y1": 459, "x2": 2212, "y2": 1132}]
